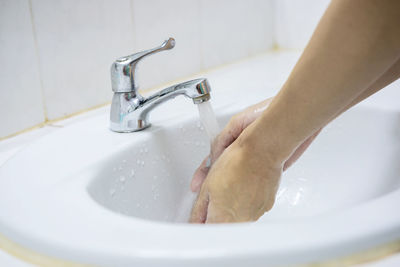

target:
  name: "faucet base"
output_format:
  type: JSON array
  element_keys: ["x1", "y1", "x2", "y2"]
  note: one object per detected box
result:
[{"x1": 110, "y1": 121, "x2": 151, "y2": 133}]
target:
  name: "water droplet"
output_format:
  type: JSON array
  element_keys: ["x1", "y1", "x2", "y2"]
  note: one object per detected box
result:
[
  {"x1": 136, "y1": 203, "x2": 140, "y2": 208},
  {"x1": 122, "y1": 159, "x2": 127, "y2": 163},
  {"x1": 140, "y1": 148, "x2": 144, "y2": 153},
  {"x1": 113, "y1": 167, "x2": 117, "y2": 172},
  {"x1": 136, "y1": 159, "x2": 141, "y2": 165},
  {"x1": 119, "y1": 176, "x2": 126, "y2": 183},
  {"x1": 130, "y1": 169, "x2": 135, "y2": 177},
  {"x1": 120, "y1": 186, "x2": 125, "y2": 191},
  {"x1": 141, "y1": 160, "x2": 145, "y2": 166},
  {"x1": 144, "y1": 147, "x2": 148, "y2": 153},
  {"x1": 153, "y1": 175, "x2": 158, "y2": 180},
  {"x1": 118, "y1": 165, "x2": 123, "y2": 170}
]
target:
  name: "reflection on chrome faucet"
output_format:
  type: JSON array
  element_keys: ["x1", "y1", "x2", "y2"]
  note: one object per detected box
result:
[{"x1": 109, "y1": 38, "x2": 212, "y2": 132}]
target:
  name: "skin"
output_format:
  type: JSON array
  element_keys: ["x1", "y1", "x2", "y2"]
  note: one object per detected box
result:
[{"x1": 190, "y1": 0, "x2": 400, "y2": 223}]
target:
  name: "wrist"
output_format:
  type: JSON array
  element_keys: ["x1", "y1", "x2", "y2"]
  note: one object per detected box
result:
[
  {"x1": 236, "y1": 124, "x2": 290, "y2": 170},
  {"x1": 237, "y1": 110, "x2": 302, "y2": 168}
]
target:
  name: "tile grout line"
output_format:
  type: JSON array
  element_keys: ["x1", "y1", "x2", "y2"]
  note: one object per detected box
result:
[
  {"x1": 0, "y1": 102, "x2": 110, "y2": 142},
  {"x1": 129, "y1": 0, "x2": 136, "y2": 46},
  {"x1": 198, "y1": 0, "x2": 205, "y2": 71},
  {"x1": 28, "y1": 0, "x2": 49, "y2": 122},
  {"x1": 271, "y1": 0, "x2": 279, "y2": 49}
]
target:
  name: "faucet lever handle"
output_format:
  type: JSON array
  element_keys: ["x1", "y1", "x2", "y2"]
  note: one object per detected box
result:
[
  {"x1": 111, "y1": 38, "x2": 175, "y2": 93},
  {"x1": 116, "y1": 38, "x2": 175, "y2": 64}
]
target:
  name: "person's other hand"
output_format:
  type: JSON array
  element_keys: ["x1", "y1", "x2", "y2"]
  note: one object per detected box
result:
[
  {"x1": 189, "y1": 120, "x2": 282, "y2": 223},
  {"x1": 190, "y1": 98, "x2": 321, "y2": 193}
]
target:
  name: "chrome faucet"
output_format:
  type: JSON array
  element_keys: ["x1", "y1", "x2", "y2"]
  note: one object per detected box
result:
[{"x1": 109, "y1": 38, "x2": 212, "y2": 132}]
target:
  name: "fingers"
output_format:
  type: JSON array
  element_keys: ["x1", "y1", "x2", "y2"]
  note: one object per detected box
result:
[
  {"x1": 209, "y1": 98, "x2": 273, "y2": 160},
  {"x1": 189, "y1": 187, "x2": 209, "y2": 223},
  {"x1": 190, "y1": 116, "x2": 239, "y2": 193},
  {"x1": 190, "y1": 116, "x2": 242, "y2": 193},
  {"x1": 190, "y1": 156, "x2": 211, "y2": 192},
  {"x1": 210, "y1": 118, "x2": 241, "y2": 160}
]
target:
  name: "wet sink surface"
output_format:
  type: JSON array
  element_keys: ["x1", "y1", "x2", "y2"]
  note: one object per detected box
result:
[
  {"x1": 1, "y1": 100, "x2": 400, "y2": 267},
  {"x1": 88, "y1": 106, "x2": 400, "y2": 223}
]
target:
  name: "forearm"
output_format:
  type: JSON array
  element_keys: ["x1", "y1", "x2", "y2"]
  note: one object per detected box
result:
[
  {"x1": 318, "y1": 57, "x2": 400, "y2": 133},
  {"x1": 340, "y1": 59, "x2": 400, "y2": 116},
  {"x1": 244, "y1": 0, "x2": 400, "y2": 163}
]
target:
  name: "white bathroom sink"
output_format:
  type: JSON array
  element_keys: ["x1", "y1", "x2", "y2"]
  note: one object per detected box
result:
[
  {"x1": 0, "y1": 95, "x2": 400, "y2": 266},
  {"x1": 88, "y1": 106, "x2": 400, "y2": 224},
  {"x1": 1, "y1": 50, "x2": 400, "y2": 266}
]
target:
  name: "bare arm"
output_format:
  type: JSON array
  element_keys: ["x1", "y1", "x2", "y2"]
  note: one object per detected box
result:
[
  {"x1": 191, "y1": 0, "x2": 400, "y2": 223},
  {"x1": 251, "y1": 0, "x2": 400, "y2": 162},
  {"x1": 284, "y1": 58, "x2": 400, "y2": 170}
]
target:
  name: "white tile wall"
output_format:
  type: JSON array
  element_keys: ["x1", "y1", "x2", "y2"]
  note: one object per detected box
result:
[
  {"x1": 200, "y1": 0, "x2": 274, "y2": 69},
  {"x1": 31, "y1": 0, "x2": 135, "y2": 120},
  {"x1": 131, "y1": 0, "x2": 202, "y2": 91},
  {"x1": 131, "y1": 0, "x2": 275, "y2": 91},
  {"x1": 274, "y1": 0, "x2": 330, "y2": 49},
  {"x1": 0, "y1": 0, "x2": 45, "y2": 139},
  {"x1": 0, "y1": 0, "x2": 277, "y2": 137}
]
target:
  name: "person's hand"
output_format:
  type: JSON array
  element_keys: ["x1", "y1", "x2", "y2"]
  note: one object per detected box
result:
[
  {"x1": 190, "y1": 98, "x2": 272, "y2": 192},
  {"x1": 190, "y1": 98, "x2": 321, "y2": 193},
  {"x1": 189, "y1": 120, "x2": 283, "y2": 223},
  {"x1": 189, "y1": 98, "x2": 321, "y2": 223}
]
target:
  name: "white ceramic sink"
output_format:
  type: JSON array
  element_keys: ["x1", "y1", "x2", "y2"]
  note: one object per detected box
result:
[
  {"x1": 0, "y1": 98, "x2": 400, "y2": 267},
  {"x1": 88, "y1": 107, "x2": 400, "y2": 224},
  {"x1": 0, "y1": 51, "x2": 400, "y2": 266}
]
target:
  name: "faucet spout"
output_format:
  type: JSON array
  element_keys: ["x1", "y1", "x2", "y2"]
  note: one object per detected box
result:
[
  {"x1": 149, "y1": 78, "x2": 211, "y2": 104},
  {"x1": 110, "y1": 78, "x2": 211, "y2": 132}
]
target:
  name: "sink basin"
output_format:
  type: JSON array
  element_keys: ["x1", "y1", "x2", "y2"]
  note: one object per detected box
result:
[
  {"x1": 88, "y1": 107, "x2": 400, "y2": 224},
  {"x1": 87, "y1": 114, "x2": 214, "y2": 223},
  {"x1": 0, "y1": 97, "x2": 400, "y2": 266}
]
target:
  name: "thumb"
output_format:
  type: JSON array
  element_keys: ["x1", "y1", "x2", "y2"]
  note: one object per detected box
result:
[
  {"x1": 190, "y1": 156, "x2": 211, "y2": 192},
  {"x1": 190, "y1": 187, "x2": 209, "y2": 223}
]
